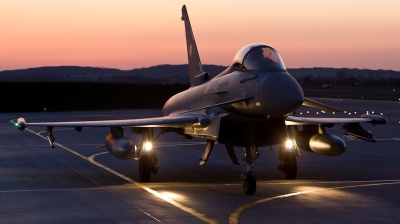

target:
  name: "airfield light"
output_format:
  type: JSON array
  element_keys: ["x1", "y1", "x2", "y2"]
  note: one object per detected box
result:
[
  {"x1": 14, "y1": 123, "x2": 18, "y2": 127},
  {"x1": 372, "y1": 111, "x2": 374, "y2": 114},
  {"x1": 307, "y1": 111, "x2": 309, "y2": 113},
  {"x1": 344, "y1": 111, "x2": 346, "y2": 113},
  {"x1": 144, "y1": 141, "x2": 153, "y2": 151},
  {"x1": 333, "y1": 112, "x2": 335, "y2": 114},
  {"x1": 316, "y1": 112, "x2": 319, "y2": 114},
  {"x1": 354, "y1": 112, "x2": 357, "y2": 114},
  {"x1": 367, "y1": 111, "x2": 369, "y2": 114},
  {"x1": 349, "y1": 113, "x2": 351, "y2": 115},
  {"x1": 381, "y1": 113, "x2": 383, "y2": 115},
  {"x1": 285, "y1": 139, "x2": 293, "y2": 149},
  {"x1": 300, "y1": 112, "x2": 302, "y2": 114}
]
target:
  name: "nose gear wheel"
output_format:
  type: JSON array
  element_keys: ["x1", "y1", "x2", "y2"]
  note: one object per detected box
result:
[{"x1": 241, "y1": 174, "x2": 256, "y2": 195}]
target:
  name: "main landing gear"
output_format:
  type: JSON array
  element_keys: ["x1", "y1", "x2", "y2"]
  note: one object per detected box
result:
[
  {"x1": 277, "y1": 149, "x2": 297, "y2": 179},
  {"x1": 134, "y1": 128, "x2": 159, "y2": 182},
  {"x1": 241, "y1": 144, "x2": 258, "y2": 195},
  {"x1": 277, "y1": 126, "x2": 300, "y2": 179}
]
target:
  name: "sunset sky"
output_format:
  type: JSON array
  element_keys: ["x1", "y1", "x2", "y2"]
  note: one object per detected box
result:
[{"x1": 1, "y1": 0, "x2": 399, "y2": 71}]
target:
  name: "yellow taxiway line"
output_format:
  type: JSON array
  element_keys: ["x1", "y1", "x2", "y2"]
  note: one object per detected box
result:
[{"x1": 229, "y1": 181, "x2": 400, "y2": 224}]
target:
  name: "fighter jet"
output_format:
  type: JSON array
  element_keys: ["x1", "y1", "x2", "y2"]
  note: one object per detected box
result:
[{"x1": 15, "y1": 5, "x2": 387, "y2": 195}]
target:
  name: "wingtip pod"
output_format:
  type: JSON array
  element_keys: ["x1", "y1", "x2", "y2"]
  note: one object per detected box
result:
[
  {"x1": 361, "y1": 114, "x2": 387, "y2": 125},
  {"x1": 16, "y1": 118, "x2": 26, "y2": 131}
]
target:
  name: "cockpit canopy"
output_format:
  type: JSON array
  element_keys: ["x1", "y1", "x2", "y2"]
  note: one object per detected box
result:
[{"x1": 232, "y1": 43, "x2": 286, "y2": 71}]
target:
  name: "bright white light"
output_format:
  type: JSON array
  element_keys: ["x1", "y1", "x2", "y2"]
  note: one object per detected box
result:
[
  {"x1": 144, "y1": 141, "x2": 153, "y2": 151},
  {"x1": 372, "y1": 111, "x2": 374, "y2": 114},
  {"x1": 286, "y1": 139, "x2": 293, "y2": 149},
  {"x1": 159, "y1": 191, "x2": 186, "y2": 200},
  {"x1": 349, "y1": 113, "x2": 351, "y2": 115},
  {"x1": 333, "y1": 112, "x2": 335, "y2": 114},
  {"x1": 381, "y1": 113, "x2": 383, "y2": 115},
  {"x1": 354, "y1": 112, "x2": 357, "y2": 114},
  {"x1": 316, "y1": 112, "x2": 319, "y2": 114},
  {"x1": 300, "y1": 112, "x2": 302, "y2": 114},
  {"x1": 307, "y1": 111, "x2": 309, "y2": 113},
  {"x1": 367, "y1": 111, "x2": 369, "y2": 114},
  {"x1": 344, "y1": 111, "x2": 346, "y2": 113}
]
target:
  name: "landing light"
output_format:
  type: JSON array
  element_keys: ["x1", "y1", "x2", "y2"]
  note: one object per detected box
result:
[
  {"x1": 144, "y1": 141, "x2": 153, "y2": 151},
  {"x1": 286, "y1": 139, "x2": 293, "y2": 149}
]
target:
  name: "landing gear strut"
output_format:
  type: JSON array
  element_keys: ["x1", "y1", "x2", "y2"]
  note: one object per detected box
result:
[
  {"x1": 139, "y1": 155, "x2": 152, "y2": 182},
  {"x1": 241, "y1": 144, "x2": 258, "y2": 195},
  {"x1": 46, "y1": 127, "x2": 55, "y2": 148}
]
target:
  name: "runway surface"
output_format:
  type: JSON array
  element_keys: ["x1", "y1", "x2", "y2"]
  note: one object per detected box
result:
[{"x1": 1, "y1": 98, "x2": 400, "y2": 223}]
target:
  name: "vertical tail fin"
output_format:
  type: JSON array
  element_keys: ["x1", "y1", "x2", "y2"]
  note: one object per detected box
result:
[{"x1": 181, "y1": 5, "x2": 203, "y2": 87}]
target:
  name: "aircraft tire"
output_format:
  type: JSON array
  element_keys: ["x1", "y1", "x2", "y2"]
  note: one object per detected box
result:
[
  {"x1": 284, "y1": 152, "x2": 297, "y2": 179},
  {"x1": 139, "y1": 155, "x2": 151, "y2": 182},
  {"x1": 242, "y1": 175, "x2": 256, "y2": 195}
]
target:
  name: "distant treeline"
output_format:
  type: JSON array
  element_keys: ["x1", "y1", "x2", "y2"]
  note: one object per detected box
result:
[
  {"x1": 299, "y1": 70, "x2": 400, "y2": 87},
  {"x1": 1, "y1": 65, "x2": 399, "y2": 86},
  {"x1": 0, "y1": 65, "x2": 226, "y2": 84},
  {"x1": 0, "y1": 82, "x2": 188, "y2": 112}
]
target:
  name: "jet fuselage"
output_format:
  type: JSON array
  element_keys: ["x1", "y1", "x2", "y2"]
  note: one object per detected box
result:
[{"x1": 162, "y1": 70, "x2": 304, "y2": 120}]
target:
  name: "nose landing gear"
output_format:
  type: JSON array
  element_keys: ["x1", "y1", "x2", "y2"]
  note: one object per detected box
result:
[{"x1": 241, "y1": 144, "x2": 258, "y2": 195}]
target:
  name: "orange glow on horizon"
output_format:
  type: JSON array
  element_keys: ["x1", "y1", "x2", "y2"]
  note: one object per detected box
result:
[{"x1": 1, "y1": 1, "x2": 400, "y2": 71}]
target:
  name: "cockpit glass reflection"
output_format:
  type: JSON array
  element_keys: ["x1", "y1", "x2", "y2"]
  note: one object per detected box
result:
[{"x1": 242, "y1": 46, "x2": 286, "y2": 71}]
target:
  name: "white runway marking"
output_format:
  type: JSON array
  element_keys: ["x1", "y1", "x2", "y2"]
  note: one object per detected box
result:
[{"x1": 87, "y1": 152, "x2": 218, "y2": 224}]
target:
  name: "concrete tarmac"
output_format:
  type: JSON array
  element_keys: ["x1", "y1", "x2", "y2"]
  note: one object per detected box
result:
[{"x1": 1, "y1": 98, "x2": 399, "y2": 223}]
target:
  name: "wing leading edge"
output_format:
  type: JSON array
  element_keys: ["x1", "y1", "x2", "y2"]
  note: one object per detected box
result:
[
  {"x1": 285, "y1": 114, "x2": 387, "y2": 125},
  {"x1": 17, "y1": 114, "x2": 205, "y2": 131}
]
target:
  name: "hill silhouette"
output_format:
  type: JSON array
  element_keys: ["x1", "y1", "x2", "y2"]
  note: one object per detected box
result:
[{"x1": 1, "y1": 65, "x2": 399, "y2": 85}]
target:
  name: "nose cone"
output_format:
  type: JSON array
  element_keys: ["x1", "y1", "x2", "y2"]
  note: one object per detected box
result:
[{"x1": 259, "y1": 73, "x2": 304, "y2": 116}]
